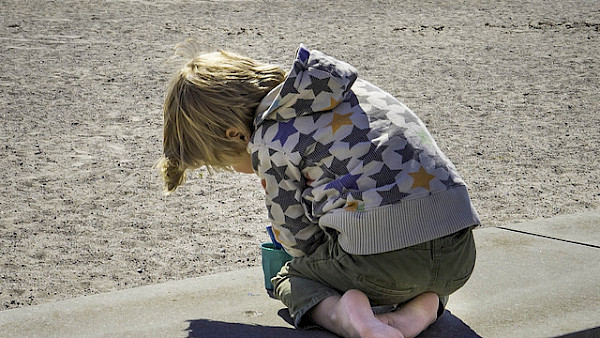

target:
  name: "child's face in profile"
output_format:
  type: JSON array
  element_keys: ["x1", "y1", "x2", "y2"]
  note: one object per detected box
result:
[
  {"x1": 228, "y1": 152, "x2": 254, "y2": 174},
  {"x1": 224, "y1": 127, "x2": 254, "y2": 174}
]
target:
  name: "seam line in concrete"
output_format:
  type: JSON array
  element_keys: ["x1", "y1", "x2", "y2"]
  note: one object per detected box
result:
[{"x1": 497, "y1": 226, "x2": 600, "y2": 249}]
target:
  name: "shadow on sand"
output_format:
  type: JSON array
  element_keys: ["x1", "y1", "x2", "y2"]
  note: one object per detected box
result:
[
  {"x1": 556, "y1": 326, "x2": 600, "y2": 338},
  {"x1": 185, "y1": 309, "x2": 482, "y2": 338}
]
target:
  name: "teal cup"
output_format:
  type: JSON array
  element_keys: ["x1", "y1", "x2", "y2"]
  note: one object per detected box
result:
[{"x1": 260, "y1": 242, "x2": 292, "y2": 290}]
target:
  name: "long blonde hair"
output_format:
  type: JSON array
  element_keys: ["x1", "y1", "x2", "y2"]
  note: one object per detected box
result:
[{"x1": 157, "y1": 42, "x2": 285, "y2": 193}]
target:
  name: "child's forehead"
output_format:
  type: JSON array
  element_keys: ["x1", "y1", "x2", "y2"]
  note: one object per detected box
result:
[
  {"x1": 185, "y1": 52, "x2": 241, "y2": 71},
  {"x1": 187, "y1": 52, "x2": 220, "y2": 65},
  {"x1": 199, "y1": 51, "x2": 223, "y2": 59}
]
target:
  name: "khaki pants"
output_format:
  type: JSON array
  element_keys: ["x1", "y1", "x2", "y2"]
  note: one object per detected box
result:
[{"x1": 272, "y1": 227, "x2": 476, "y2": 329}]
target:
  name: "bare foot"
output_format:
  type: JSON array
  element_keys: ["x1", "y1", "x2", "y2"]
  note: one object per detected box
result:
[
  {"x1": 375, "y1": 292, "x2": 439, "y2": 338},
  {"x1": 310, "y1": 289, "x2": 404, "y2": 338}
]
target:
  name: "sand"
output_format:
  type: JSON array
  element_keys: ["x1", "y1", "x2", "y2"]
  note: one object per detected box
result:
[{"x1": 1, "y1": 0, "x2": 598, "y2": 310}]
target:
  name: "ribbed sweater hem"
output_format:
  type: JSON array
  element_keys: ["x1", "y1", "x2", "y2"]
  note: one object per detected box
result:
[{"x1": 318, "y1": 186, "x2": 480, "y2": 255}]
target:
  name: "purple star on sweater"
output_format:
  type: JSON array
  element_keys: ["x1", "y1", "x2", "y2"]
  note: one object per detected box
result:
[
  {"x1": 272, "y1": 119, "x2": 298, "y2": 146},
  {"x1": 325, "y1": 173, "x2": 361, "y2": 192},
  {"x1": 341, "y1": 173, "x2": 361, "y2": 190}
]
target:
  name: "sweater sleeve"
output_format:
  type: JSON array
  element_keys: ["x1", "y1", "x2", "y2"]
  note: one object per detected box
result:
[{"x1": 253, "y1": 145, "x2": 326, "y2": 257}]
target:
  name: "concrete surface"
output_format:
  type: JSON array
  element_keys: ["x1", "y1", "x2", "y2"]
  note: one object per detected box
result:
[{"x1": 1, "y1": 210, "x2": 599, "y2": 338}]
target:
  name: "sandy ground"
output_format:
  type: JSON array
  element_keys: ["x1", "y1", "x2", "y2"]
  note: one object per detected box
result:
[{"x1": 1, "y1": 0, "x2": 598, "y2": 310}]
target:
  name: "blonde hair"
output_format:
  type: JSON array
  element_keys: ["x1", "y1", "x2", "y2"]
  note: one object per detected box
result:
[{"x1": 157, "y1": 42, "x2": 285, "y2": 193}]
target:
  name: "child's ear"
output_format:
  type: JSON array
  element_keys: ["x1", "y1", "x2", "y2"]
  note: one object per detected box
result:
[{"x1": 225, "y1": 127, "x2": 250, "y2": 143}]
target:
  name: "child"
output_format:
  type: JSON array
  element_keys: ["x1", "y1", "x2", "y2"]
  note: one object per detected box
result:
[{"x1": 158, "y1": 43, "x2": 479, "y2": 338}]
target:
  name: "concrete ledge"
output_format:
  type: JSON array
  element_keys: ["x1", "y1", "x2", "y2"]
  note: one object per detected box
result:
[
  {"x1": 1, "y1": 211, "x2": 599, "y2": 337},
  {"x1": 448, "y1": 213, "x2": 600, "y2": 337}
]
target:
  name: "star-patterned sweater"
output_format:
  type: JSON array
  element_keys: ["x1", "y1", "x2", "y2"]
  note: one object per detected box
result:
[{"x1": 249, "y1": 45, "x2": 480, "y2": 257}]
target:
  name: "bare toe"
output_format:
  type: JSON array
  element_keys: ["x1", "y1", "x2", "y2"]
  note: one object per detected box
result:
[
  {"x1": 376, "y1": 293, "x2": 439, "y2": 338},
  {"x1": 331, "y1": 290, "x2": 404, "y2": 338}
]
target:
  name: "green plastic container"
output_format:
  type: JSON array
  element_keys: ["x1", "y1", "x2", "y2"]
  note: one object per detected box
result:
[{"x1": 260, "y1": 242, "x2": 292, "y2": 290}]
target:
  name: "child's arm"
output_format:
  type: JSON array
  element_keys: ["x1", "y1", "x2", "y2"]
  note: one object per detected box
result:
[{"x1": 253, "y1": 145, "x2": 326, "y2": 257}]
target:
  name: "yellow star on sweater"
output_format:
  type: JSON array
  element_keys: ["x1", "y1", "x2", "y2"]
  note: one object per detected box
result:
[
  {"x1": 409, "y1": 166, "x2": 436, "y2": 190},
  {"x1": 324, "y1": 97, "x2": 341, "y2": 111},
  {"x1": 327, "y1": 111, "x2": 353, "y2": 134}
]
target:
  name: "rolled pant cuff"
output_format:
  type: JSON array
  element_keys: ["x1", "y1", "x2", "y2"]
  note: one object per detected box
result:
[
  {"x1": 437, "y1": 295, "x2": 449, "y2": 319},
  {"x1": 291, "y1": 290, "x2": 340, "y2": 330}
]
